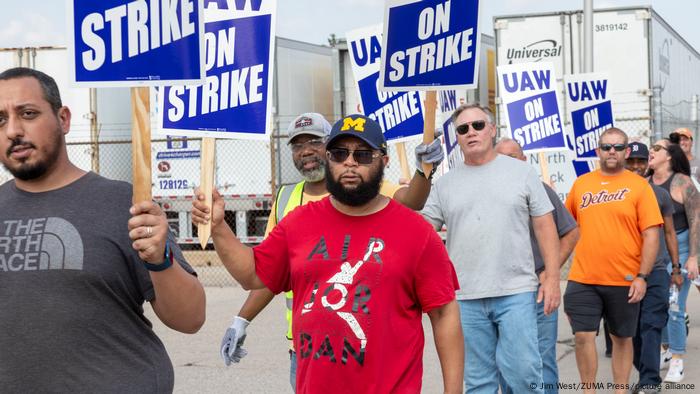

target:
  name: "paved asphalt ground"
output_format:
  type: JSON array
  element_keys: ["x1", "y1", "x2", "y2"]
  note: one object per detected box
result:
[{"x1": 147, "y1": 282, "x2": 700, "y2": 393}]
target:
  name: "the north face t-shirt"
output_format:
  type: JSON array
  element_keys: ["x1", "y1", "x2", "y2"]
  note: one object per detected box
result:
[
  {"x1": 254, "y1": 198, "x2": 458, "y2": 394},
  {"x1": 0, "y1": 172, "x2": 195, "y2": 393}
]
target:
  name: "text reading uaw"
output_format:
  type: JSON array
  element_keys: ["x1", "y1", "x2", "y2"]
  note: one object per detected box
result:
[{"x1": 80, "y1": 0, "x2": 197, "y2": 71}]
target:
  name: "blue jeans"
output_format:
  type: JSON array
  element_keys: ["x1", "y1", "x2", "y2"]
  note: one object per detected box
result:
[
  {"x1": 662, "y1": 229, "x2": 690, "y2": 354},
  {"x1": 499, "y1": 287, "x2": 559, "y2": 394},
  {"x1": 290, "y1": 350, "x2": 297, "y2": 392},
  {"x1": 633, "y1": 267, "x2": 670, "y2": 386},
  {"x1": 459, "y1": 291, "x2": 543, "y2": 394}
]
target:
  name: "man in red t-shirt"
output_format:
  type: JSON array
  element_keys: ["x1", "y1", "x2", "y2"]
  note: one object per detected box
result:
[{"x1": 193, "y1": 114, "x2": 463, "y2": 394}]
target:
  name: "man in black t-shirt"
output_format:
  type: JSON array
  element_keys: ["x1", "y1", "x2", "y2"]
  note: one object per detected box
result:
[{"x1": 0, "y1": 67, "x2": 206, "y2": 393}]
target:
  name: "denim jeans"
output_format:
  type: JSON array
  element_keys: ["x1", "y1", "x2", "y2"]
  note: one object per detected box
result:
[
  {"x1": 662, "y1": 229, "x2": 690, "y2": 354},
  {"x1": 459, "y1": 291, "x2": 543, "y2": 394},
  {"x1": 499, "y1": 286, "x2": 558, "y2": 394},
  {"x1": 633, "y1": 267, "x2": 670, "y2": 386},
  {"x1": 290, "y1": 350, "x2": 297, "y2": 392}
]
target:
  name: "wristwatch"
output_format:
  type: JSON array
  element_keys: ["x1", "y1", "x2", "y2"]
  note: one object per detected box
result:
[{"x1": 636, "y1": 272, "x2": 648, "y2": 281}]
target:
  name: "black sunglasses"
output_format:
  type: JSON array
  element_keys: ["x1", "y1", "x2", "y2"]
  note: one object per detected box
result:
[
  {"x1": 327, "y1": 148, "x2": 382, "y2": 165},
  {"x1": 599, "y1": 143, "x2": 627, "y2": 152},
  {"x1": 456, "y1": 120, "x2": 488, "y2": 135},
  {"x1": 651, "y1": 144, "x2": 668, "y2": 152}
]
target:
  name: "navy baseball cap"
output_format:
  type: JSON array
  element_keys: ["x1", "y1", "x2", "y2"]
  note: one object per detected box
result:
[
  {"x1": 327, "y1": 114, "x2": 387, "y2": 153},
  {"x1": 628, "y1": 142, "x2": 649, "y2": 160}
]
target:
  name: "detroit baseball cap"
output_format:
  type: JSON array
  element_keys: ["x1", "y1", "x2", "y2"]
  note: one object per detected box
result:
[
  {"x1": 670, "y1": 127, "x2": 693, "y2": 140},
  {"x1": 287, "y1": 113, "x2": 331, "y2": 143},
  {"x1": 327, "y1": 114, "x2": 387, "y2": 153},
  {"x1": 628, "y1": 142, "x2": 649, "y2": 160}
]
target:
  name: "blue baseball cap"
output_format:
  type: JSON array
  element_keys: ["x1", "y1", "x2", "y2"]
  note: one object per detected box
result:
[{"x1": 327, "y1": 114, "x2": 387, "y2": 153}]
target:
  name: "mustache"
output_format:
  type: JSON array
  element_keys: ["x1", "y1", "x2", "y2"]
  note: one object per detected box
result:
[{"x1": 7, "y1": 139, "x2": 36, "y2": 156}]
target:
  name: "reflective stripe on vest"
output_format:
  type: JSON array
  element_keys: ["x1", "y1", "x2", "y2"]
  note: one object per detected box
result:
[{"x1": 274, "y1": 181, "x2": 305, "y2": 341}]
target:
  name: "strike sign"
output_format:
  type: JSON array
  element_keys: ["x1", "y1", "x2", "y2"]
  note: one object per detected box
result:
[{"x1": 565, "y1": 73, "x2": 614, "y2": 160}]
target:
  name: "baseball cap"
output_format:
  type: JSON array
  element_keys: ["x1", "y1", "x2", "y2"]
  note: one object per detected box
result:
[
  {"x1": 327, "y1": 114, "x2": 387, "y2": 153},
  {"x1": 287, "y1": 113, "x2": 331, "y2": 143},
  {"x1": 670, "y1": 127, "x2": 693, "y2": 140},
  {"x1": 628, "y1": 142, "x2": 649, "y2": 160}
]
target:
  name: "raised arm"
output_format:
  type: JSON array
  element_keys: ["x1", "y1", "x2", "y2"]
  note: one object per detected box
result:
[{"x1": 191, "y1": 188, "x2": 265, "y2": 290}]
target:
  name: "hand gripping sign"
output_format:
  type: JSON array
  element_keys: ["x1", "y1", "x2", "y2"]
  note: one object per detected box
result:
[
  {"x1": 565, "y1": 73, "x2": 614, "y2": 160},
  {"x1": 497, "y1": 62, "x2": 567, "y2": 153}
]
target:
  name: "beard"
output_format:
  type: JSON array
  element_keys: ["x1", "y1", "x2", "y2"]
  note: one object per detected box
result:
[
  {"x1": 326, "y1": 162, "x2": 384, "y2": 207},
  {"x1": 3, "y1": 129, "x2": 63, "y2": 181},
  {"x1": 294, "y1": 155, "x2": 326, "y2": 182},
  {"x1": 600, "y1": 157, "x2": 625, "y2": 173}
]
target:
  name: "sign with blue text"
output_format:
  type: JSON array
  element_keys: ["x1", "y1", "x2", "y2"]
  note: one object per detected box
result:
[
  {"x1": 379, "y1": 0, "x2": 481, "y2": 91},
  {"x1": 498, "y1": 62, "x2": 566, "y2": 152},
  {"x1": 438, "y1": 89, "x2": 466, "y2": 170},
  {"x1": 346, "y1": 25, "x2": 424, "y2": 143},
  {"x1": 68, "y1": 0, "x2": 206, "y2": 87},
  {"x1": 158, "y1": 0, "x2": 276, "y2": 139},
  {"x1": 565, "y1": 73, "x2": 614, "y2": 160}
]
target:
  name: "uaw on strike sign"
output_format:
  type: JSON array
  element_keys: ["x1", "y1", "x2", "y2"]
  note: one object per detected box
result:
[
  {"x1": 346, "y1": 25, "x2": 424, "y2": 142},
  {"x1": 498, "y1": 62, "x2": 566, "y2": 152},
  {"x1": 565, "y1": 73, "x2": 614, "y2": 160},
  {"x1": 379, "y1": 0, "x2": 480, "y2": 90},
  {"x1": 159, "y1": 0, "x2": 276, "y2": 139},
  {"x1": 68, "y1": 0, "x2": 206, "y2": 86}
]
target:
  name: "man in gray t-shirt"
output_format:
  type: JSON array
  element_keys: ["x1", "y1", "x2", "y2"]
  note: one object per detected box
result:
[
  {"x1": 0, "y1": 68, "x2": 206, "y2": 392},
  {"x1": 626, "y1": 142, "x2": 680, "y2": 389},
  {"x1": 670, "y1": 127, "x2": 700, "y2": 185},
  {"x1": 495, "y1": 139, "x2": 579, "y2": 394},
  {"x1": 422, "y1": 104, "x2": 561, "y2": 393}
]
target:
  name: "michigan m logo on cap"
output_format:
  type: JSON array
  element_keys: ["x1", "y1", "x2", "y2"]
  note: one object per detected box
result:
[{"x1": 341, "y1": 117, "x2": 366, "y2": 132}]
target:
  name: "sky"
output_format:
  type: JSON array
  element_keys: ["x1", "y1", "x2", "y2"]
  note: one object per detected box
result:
[{"x1": 1, "y1": 0, "x2": 699, "y2": 52}]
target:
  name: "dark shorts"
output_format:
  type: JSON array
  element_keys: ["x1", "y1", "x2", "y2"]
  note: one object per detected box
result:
[{"x1": 564, "y1": 281, "x2": 640, "y2": 337}]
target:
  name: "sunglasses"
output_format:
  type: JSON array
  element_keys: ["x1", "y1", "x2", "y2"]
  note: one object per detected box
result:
[
  {"x1": 327, "y1": 148, "x2": 382, "y2": 165},
  {"x1": 290, "y1": 138, "x2": 325, "y2": 152},
  {"x1": 455, "y1": 120, "x2": 488, "y2": 135},
  {"x1": 651, "y1": 144, "x2": 668, "y2": 152},
  {"x1": 599, "y1": 143, "x2": 627, "y2": 152}
]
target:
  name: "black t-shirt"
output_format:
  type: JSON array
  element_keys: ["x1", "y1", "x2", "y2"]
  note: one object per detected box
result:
[{"x1": 0, "y1": 172, "x2": 195, "y2": 393}]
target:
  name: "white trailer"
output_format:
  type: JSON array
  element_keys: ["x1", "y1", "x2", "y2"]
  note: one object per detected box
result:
[{"x1": 494, "y1": 6, "x2": 700, "y2": 200}]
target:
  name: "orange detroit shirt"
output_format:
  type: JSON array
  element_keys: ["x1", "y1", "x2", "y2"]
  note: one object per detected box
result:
[{"x1": 565, "y1": 169, "x2": 663, "y2": 286}]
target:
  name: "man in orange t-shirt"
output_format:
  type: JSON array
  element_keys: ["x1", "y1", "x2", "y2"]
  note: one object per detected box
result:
[{"x1": 564, "y1": 128, "x2": 662, "y2": 394}]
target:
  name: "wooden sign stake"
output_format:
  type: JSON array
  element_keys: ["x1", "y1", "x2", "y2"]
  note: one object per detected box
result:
[
  {"x1": 131, "y1": 87, "x2": 152, "y2": 204},
  {"x1": 395, "y1": 142, "x2": 411, "y2": 181},
  {"x1": 422, "y1": 91, "x2": 437, "y2": 176},
  {"x1": 538, "y1": 152, "x2": 552, "y2": 188},
  {"x1": 198, "y1": 137, "x2": 216, "y2": 249}
]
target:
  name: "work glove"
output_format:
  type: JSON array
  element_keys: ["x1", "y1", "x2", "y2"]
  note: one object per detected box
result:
[
  {"x1": 414, "y1": 129, "x2": 445, "y2": 177},
  {"x1": 220, "y1": 316, "x2": 250, "y2": 366}
]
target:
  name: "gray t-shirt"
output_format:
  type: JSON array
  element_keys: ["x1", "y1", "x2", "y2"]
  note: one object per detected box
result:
[
  {"x1": 651, "y1": 183, "x2": 674, "y2": 271},
  {"x1": 532, "y1": 183, "x2": 577, "y2": 275},
  {"x1": 422, "y1": 154, "x2": 554, "y2": 299},
  {"x1": 0, "y1": 172, "x2": 195, "y2": 393}
]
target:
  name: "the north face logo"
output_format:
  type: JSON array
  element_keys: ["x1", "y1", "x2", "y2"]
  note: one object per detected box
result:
[{"x1": 0, "y1": 217, "x2": 84, "y2": 272}]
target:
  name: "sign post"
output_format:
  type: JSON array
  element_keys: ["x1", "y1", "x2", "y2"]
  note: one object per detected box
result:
[
  {"x1": 68, "y1": 0, "x2": 206, "y2": 205},
  {"x1": 380, "y1": 0, "x2": 481, "y2": 176}
]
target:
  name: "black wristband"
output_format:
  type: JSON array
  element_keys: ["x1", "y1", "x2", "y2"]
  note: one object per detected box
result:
[
  {"x1": 416, "y1": 167, "x2": 435, "y2": 180},
  {"x1": 144, "y1": 239, "x2": 173, "y2": 272}
]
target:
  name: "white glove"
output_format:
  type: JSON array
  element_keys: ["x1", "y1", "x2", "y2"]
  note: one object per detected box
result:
[
  {"x1": 220, "y1": 316, "x2": 250, "y2": 366},
  {"x1": 415, "y1": 130, "x2": 445, "y2": 175}
]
